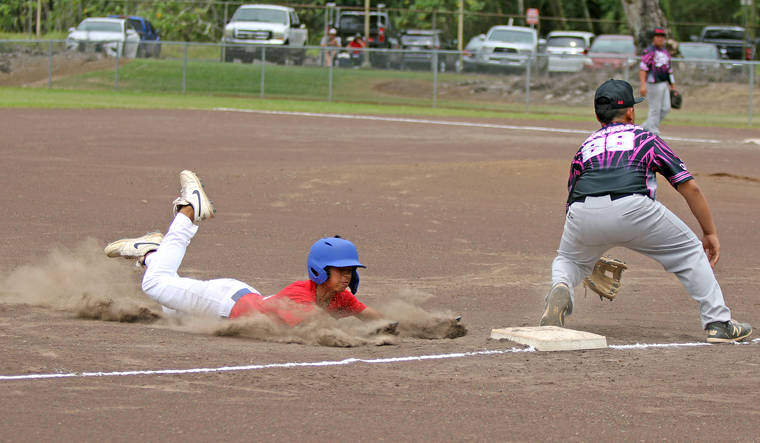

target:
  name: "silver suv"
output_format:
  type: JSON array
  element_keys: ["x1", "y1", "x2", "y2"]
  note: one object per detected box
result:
[
  {"x1": 222, "y1": 4, "x2": 308, "y2": 64},
  {"x1": 475, "y1": 25, "x2": 545, "y2": 71}
]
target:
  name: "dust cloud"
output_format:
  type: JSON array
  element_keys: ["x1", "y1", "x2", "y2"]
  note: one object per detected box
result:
[
  {"x1": 0, "y1": 240, "x2": 466, "y2": 347},
  {"x1": 0, "y1": 238, "x2": 161, "y2": 322}
]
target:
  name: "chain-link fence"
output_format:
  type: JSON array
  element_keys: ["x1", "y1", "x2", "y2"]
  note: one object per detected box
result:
[{"x1": 1, "y1": 38, "x2": 757, "y2": 125}]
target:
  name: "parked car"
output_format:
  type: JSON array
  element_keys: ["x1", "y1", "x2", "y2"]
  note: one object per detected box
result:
[
  {"x1": 676, "y1": 42, "x2": 731, "y2": 80},
  {"x1": 545, "y1": 30, "x2": 594, "y2": 73},
  {"x1": 108, "y1": 15, "x2": 161, "y2": 57},
  {"x1": 65, "y1": 17, "x2": 140, "y2": 58},
  {"x1": 474, "y1": 25, "x2": 545, "y2": 72},
  {"x1": 585, "y1": 34, "x2": 636, "y2": 69},
  {"x1": 678, "y1": 42, "x2": 721, "y2": 68},
  {"x1": 696, "y1": 26, "x2": 756, "y2": 61},
  {"x1": 222, "y1": 4, "x2": 308, "y2": 64},
  {"x1": 399, "y1": 29, "x2": 458, "y2": 72},
  {"x1": 334, "y1": 9, "x2": 399, "y2": 68},
  {"x1": 462, "y1": 34, "x2": 486, "y2": 72}
]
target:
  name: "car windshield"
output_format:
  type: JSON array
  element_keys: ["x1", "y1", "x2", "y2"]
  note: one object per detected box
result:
[
  {"x1": 703, "y1": 29, "x2": 745, "y2": 40},
  {"x1": 547, "y1": 36, "x2": 586, "y2": 48},
  {"x1": 232, "y1": 8, "x2": 287, "y2": 24},
  {"x1": 680, "y1": 45, "x2": 718, "y2": 59},
  {"x1": 402, "y1": 35, "x2": 435, "y2": 45},
  {"x1": 488, "y1": 29, "x2": 534, "y2": 44},
  {"x1": 77, "y1": 20, "x2": 122, "y2": 32},
  {"x1": 589, "y1": 38, "x2": 634, "y2": 54},
  {"x1": 339, "y1": 15, "x2": 382, "y2": 29}
]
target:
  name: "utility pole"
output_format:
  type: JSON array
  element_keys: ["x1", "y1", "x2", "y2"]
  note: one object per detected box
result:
[
  {"x1": 364, "y1": 0, "x2": 371, "y2": 67},
  {"x1": 457, "y1": 0, "x2": 463, "y2": 51},
  {"x1": 36, "y1": 0, "x2": 41, "y2": 37}
]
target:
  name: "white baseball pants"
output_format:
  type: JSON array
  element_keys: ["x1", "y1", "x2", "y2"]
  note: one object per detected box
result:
[
  {"x1": 552, "y1": 194, "x2": 731, "y2": 328},
  {"x1": 642, "y1": 81, "x2": 671, "y2": 135},
  {"x1": 142, "y1": 214, "x2": 259, "y2": 317}
]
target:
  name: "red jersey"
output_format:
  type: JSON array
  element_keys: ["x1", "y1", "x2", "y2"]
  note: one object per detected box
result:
[{"x1": 229, "y1": 280, "x2": 366, "y2": 326}]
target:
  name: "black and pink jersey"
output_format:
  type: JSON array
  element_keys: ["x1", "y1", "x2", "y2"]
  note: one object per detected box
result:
[
  {"x1": 640, "y1": 45, "x2": 672, "y2": 84},
  {"x1": 567, "y1": 122, "x2": 692, "y2": 207}
]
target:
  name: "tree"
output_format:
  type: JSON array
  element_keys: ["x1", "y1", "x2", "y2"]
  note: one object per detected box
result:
[{"x1": 620, "y1": 0, "x2": 669, "y2": 50}]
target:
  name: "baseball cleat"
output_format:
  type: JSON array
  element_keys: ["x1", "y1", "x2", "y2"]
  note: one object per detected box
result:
[
  {"x1": 539, "y1": 283, "x2": 573, "y2": 327},
  {"x1": 104, "y1": 231, "x2": 163, "y2": 263},
  {"x1": 705, "y1": 319, "x2": 752, "y2": 343},
  {"x1": 172, "y1": 170, "x2": 215, "y2": 222}
]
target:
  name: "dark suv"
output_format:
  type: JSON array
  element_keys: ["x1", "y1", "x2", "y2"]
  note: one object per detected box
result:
[
  {"x1": 109, "y1": 15, "x2": 161, "y2": 57},
  {"x1": 335, "y1": 10, "x2": 399, "y2": 68},
  {"x1": 399, "y1": 29, "x2": 458, "y2": 72}
]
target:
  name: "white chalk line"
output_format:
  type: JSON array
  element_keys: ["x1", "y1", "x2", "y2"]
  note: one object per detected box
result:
[
  {"x1": 2, "y1": 338, "x2": 757, "y2": 382},
  {"x1": 212, "y1": 108, "x2": 723, "y2": 145}
]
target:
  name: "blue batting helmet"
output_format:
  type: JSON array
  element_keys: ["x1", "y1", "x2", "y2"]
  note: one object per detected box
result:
[{"x1": 307, "y1": 236, "x2": 365, "y2": 293}]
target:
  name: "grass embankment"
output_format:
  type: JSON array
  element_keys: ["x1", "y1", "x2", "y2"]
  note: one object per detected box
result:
[{"x1": 0, "y1": 52, "x2": 756, "y2": 127}]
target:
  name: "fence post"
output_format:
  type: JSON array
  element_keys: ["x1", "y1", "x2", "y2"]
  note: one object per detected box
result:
[
  {"x1": 328, "y1": 55, "x2": 334, "y2": 101},
  {"x1": 432, "y1": 50, "x2": 438, "y2": 108},
  {"x1": 47, "y1": 40, "x2": 53, "y2": 88},
  {"x1": 749, "y1": 61, "x2": 755, "y2": 126},
  {"x1": 182, "y1": 42, "x2": 188, "y2": 93},
  {"x1": 525, "y1": 55, "x2": 531, "y2": 113},
  {"x1": 260, "y1": 46, "x2": 266, "y2": 98},
  {"x1": 222, "y1": 2, "x2": 228, "y2": 62},
  {"x1": 114, "y1": 42, "x2": 120, "y2": 91}
]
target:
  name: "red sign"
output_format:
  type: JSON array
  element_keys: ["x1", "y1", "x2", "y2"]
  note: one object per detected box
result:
[{"x1": 526, "y1": 8, "x2": 539, "y2": 25}]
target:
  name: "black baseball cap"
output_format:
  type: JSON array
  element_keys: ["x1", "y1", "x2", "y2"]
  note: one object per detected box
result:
[
  {"x1": 653, "y1": 28, "x2": 666, "y2": 36},
  {"x1": 594, "y1": 79, "x2": 645, "y2": 111}
]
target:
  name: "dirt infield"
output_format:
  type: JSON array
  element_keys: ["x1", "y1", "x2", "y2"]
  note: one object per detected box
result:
[{"x1": 1, "y1": 108, "x2": 759, "y2": 441}]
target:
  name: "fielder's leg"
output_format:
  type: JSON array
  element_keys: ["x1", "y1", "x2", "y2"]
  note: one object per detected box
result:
[
  {"x1": 543, "y1": 197, "x2": 613, "y2": 326},
  {"x1": 620, "y1": 197, "x2": 731, "y2": 328}
]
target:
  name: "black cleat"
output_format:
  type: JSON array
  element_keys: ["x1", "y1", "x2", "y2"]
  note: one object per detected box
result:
[{"x1": 706, "y1": 320, "x2": 752, "y2": 343}]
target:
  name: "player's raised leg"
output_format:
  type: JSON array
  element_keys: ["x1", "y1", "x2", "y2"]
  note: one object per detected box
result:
[{"x1": 106, "y1": 170, "x2": 258, "y2": 318}]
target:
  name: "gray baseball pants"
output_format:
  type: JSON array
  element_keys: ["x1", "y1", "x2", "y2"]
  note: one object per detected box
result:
[
  {"x1": 551, "y1": 194, "x2": 731, "y2": 328},
  {"x1": 642, "y1": 81, "x2": 671, "y2": 135}
]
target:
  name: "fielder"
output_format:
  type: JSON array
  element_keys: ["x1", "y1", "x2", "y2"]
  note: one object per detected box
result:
[
  {"x1": 105, "y1": 170, "x2": 386, "y2": 326},
  {"x1": 639, "y1": 27, "x2": 676, "y2": 135},
  {"x1": 540, "y1": 79, "x2": 752, "y2": 343}
]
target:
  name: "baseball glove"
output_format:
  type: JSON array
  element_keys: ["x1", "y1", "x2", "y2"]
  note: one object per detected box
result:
[
  {"x1": 670, "y1": 89, "x2": 682, "y2": 109},
  {"x1": 583, "y1": 256, "x2": 628, "y2": 301}
]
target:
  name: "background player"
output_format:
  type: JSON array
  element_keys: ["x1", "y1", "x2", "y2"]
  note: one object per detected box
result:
[
  {"x1": 639, "y1": 28, "x2": 676, "y2": 135},
  {"x1": 540, "y1": 79, "x2": 751, "y2": 343},
  {"x1": 105, "y1": 170, "x2": 387, "y2": 327}
]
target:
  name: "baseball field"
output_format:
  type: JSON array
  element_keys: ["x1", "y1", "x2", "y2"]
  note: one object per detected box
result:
[{"x1": 1, "y1": 90, "x2": 759, "y2": 440}]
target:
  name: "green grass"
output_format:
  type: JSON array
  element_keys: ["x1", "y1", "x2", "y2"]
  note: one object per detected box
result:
[
  {"x1": 0, "y1": 87, "x2": 588, "y2": 122},
  {"x1": 0, "y1": 31, "x2": 67, "y2": 40},
  {"x1": 1, "y1": 55, "x2": 756, "y2": 127}
]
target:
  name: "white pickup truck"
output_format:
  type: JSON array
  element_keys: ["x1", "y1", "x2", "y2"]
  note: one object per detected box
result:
[{"x1": 222, "y1": 4, "x2": 308, "y2": 64}]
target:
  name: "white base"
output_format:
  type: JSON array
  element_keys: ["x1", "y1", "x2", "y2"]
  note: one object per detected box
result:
[{"x1": 490, "y1": 326, "x2": 607, "y2": 351}]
